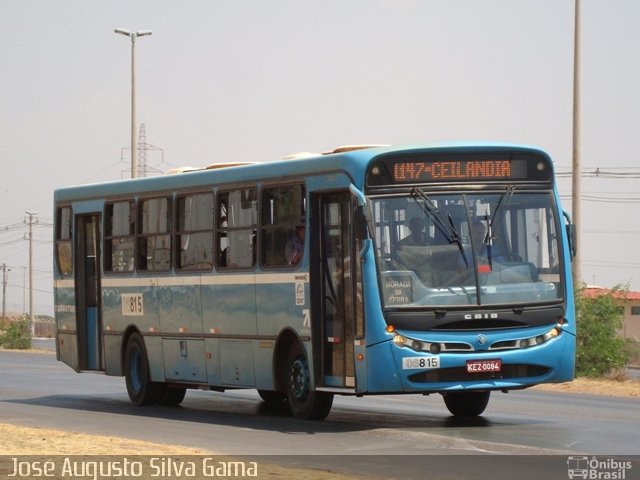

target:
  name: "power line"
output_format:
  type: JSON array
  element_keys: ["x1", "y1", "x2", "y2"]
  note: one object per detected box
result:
[
  {"x1": 584, "y1": 261, "x2": 640, "y2": 270},
  {"x1": 0, "y1": 238, "x2": 24, "y2": 246},
  {"x1": 584, "y1": 228, "x2": 640, "y2": 235},
  {"x1": 557, "y1": 170, "x2": 640, "y2": 178},
  {"x1": 559, "y1": 194, "x2": 640, "y2": 204}
]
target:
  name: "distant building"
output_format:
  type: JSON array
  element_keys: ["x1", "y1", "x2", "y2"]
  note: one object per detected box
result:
[
  {"x1": 1, "y1": 312, "x2": 55, "y2": 338},
  {"x1": 582, "y1": 287, "x2": 640, "y2": 341}
]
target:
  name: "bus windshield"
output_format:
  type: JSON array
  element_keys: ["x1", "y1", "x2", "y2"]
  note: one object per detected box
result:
[{"x1": 370, "y1": 189, "x2": 563, "y2": 307}]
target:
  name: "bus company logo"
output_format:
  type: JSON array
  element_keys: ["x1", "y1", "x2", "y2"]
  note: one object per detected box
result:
[
  {"x1": 567, "y1": 456, "x2": 632, "y2": 479},
  {"x1": 476, "y1": 334, "x2": 487, "y2": 345},
  {"x1": 464, "y1": 313, "x2": 498, "y2": 320}
]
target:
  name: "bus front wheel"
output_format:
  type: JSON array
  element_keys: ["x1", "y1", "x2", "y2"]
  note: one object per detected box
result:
[
  {"x1": 442, "y1": 391, "x2": 490, "y2": 417},
  {"x1": 286, "y1": 342, "x2": 333, "y2": 420},
  {"x1": 258, "y1": 390, "x2": 287, "y2": 405},
  {"x1": 124, "y1": 333, "x2": 164, "y2": 406}
]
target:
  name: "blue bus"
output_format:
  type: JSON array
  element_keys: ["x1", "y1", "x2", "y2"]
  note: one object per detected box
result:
[{"x1": 53, "y1": 143, "x2": 576, "y2": 420}]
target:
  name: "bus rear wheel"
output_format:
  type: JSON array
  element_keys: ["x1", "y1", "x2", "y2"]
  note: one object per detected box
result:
[
  {"x1": 286, "y1": 342, "x2": 333, "y2": 420},
  {"x1": 159, "y1": 386, "x2": 187, "y2": 407},
  {"x1": 442, "y1": 391, "x2": 490, "y2": 417},
  {"x1": 124, "y1": 333, "x2": 164, "y2": 406}
]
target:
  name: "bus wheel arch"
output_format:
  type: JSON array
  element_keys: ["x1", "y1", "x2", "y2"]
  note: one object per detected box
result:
[
  {"x1": 121, "y1": 325, "x2": 142, "y2": 374},
  {"x1": 273, "y1": 328, "x2": 300, "y2": 393},
  {"x1": 283, "y1": 339, "x2": 333, "y2": 420},
  {"x1": 123, "y1": 330, "x2": 165, "y2": 406}
]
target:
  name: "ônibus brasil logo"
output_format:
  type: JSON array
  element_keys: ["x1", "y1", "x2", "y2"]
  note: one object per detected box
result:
[{"x1": 567, "y1": 456, "x2": 633, "y2": 480}]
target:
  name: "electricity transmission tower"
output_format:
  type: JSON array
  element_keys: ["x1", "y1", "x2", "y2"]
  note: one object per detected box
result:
[{"x1": 121, "y1": 123, "x2": 164, "y2": 178}]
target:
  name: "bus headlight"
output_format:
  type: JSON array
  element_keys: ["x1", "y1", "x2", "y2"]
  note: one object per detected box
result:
[
  {"x1": 392, "y1": 333, "x2": 442, "y2": 353},
  {"x1": 518, "y1": 327, "x2": 561, "y2": 350},
  {"x1": 490, "y1": 325, "x2": 563, "y2": 351},
  {"x1": 392, "y1": 333, "x2": 407, "y2": 347}
]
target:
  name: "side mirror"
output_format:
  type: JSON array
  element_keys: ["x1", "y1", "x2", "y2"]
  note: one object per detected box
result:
[
  {"x1": 563, "y1": 210, "x2": 576, "y2": 259},
  {"x1": 355, "y1": 205, "x2": 369, "y2": 241}
]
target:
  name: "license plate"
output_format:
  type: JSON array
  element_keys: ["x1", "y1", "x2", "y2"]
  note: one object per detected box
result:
[
  {"x1": 466, "y1": 359, "x2": 502, "y2": 373},
  {"x1": 402, "y1": 356, "x2": 440, "y2": 370}
]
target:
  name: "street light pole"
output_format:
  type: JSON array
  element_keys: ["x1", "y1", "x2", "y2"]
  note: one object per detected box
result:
[
  {"x1": 114, "y1": 28, "x2": 152, "y2": 179},
  {"x1": 571, "y1": 0, "x2": 582, "y2": 288}
]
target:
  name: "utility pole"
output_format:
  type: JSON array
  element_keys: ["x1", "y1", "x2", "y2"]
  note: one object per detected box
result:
[
  {"x1": 1, "y1": 263, "x2": 9, "y2": 321},
  {"x1": 115, "y1": 28, "x2": 153, "y2": 179},
  {"x1": 22, "y1": 265, "x2": 26, "y2": 314},
  {"x1": 571, "y1": 0, "x2": 582, "y2": 288},
  {"x1": 25, "y1": 211, "x2": 38, "y2": 336}
]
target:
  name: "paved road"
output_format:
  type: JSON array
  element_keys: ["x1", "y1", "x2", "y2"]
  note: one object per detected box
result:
[{"x1": 1, "y1": 349, "x2": 639, "y2": 479}]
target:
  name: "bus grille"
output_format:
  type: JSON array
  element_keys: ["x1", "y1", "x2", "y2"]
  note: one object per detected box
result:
[{"x1": 407, "y1": 364, "x2": 549, "y2": 383}]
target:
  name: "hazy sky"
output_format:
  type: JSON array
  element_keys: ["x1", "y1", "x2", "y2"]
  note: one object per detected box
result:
[{"x1": 1, "y1": 0, "x2": 639, "y2": 315}]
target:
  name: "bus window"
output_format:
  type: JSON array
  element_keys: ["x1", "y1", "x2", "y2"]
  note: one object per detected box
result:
[
  {"x1": 138, "y1": 197, "x2": 172, "y2": 272},
  {"x1": 104, "y1": 201, "x2": 135, "y2": 273},
  {"x1": 217, "y1": 188, "x2": 257, "y2": 269},
  {"x1": 176, "y1": 192, "x2": 214, "y2": 271},
  {"x1": 55, "y1": 206, "x2": 73, "y2": 276},
  {"x1": 261, "y1": 184, "x2": 306, "y2": 267}
]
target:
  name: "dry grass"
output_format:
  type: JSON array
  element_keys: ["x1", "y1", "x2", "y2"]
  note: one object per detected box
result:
[
  {"x1": 0, "y1": 423, "x2": 363, "y2": 480},
  {"x1": 532, "y1": 377, "x2": 640, "y2": 397}
]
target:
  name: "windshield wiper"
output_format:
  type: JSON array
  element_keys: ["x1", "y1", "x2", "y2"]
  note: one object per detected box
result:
[
  {"x1": 410, "y1": 188, "x2": 468, "y2": 268},
  {"x1": 486, "y1": 185, "x2": 515, "y2": 243},
  {"x1": 482, "y1": 185, "x2": 515, "y2": 267}
]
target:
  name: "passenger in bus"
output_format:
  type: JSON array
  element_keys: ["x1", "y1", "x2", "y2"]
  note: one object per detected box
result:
[
  {"x1": 398, "y1": 217, "x2": 428, "y2": 246},
  {"x1": 285, "y1": 225, "x2": 305, "y2": 265}
]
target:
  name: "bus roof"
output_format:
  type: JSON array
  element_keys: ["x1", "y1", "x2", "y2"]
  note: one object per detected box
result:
[{"x1": 54, "y1": 142, "x2": 551, "y2": 203}]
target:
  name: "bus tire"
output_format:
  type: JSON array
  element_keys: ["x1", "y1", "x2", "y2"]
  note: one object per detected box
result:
[
  {"x1": 285, "y1": 342, "x2": 333, "y2": 420},
  {"x1": 442, "y1": 390, "x2": 490, "y2": 417},
  {"x1": 159, "y1": 386, "x2": 187, "y2": 407},
  {"x1": 124, "y1": 333, "x2": 164, "y2": 406}
]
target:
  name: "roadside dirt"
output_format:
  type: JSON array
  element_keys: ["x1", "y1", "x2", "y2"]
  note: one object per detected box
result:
[
  {"x1": 532, "y1": 377, "x2": 640, "y2": 397},
  {"x1": 0, "y1": 423, "x2": 361, "y2": 479}
]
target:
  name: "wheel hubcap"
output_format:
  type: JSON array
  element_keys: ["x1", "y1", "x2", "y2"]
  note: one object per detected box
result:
[
  {"x1": 290, "y1": 357, "x2": 309, "y2": 400},
  {"x1": 129, "y1": 349, "x2": 142, "y2": 392}
]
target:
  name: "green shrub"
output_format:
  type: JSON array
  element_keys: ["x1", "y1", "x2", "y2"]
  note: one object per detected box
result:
[
  {"x1": 0, "y1": 319, "x2": 31, "y2": 349},
  {"x1": 575, "y1": 285, "x2": 631, "y2": 377}
]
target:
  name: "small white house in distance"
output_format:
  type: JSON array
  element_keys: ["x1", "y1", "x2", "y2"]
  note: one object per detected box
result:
[{"x1": 582, "y1": 287, "x2": 640, "y2": 341}]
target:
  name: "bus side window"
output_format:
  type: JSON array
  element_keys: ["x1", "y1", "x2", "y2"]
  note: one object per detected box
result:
[
  {"x1": 138, "y1": 197, "x2": 172, "y2": 272},
  {"x1": 217, "y1": 188, "x2": 257, "y2": 269},
  {"x1": 261, "y1": 184, "x2": 306, "y2": 267},
  {"x1": 176, "y1": 192, "x2": 214, "y2": 271},
  {"x1": 55, "y1": 206, "x2": 73, "y2": 276},
  {"x1": 104, "y1": 201, "x2": 135, "y2": 273}
]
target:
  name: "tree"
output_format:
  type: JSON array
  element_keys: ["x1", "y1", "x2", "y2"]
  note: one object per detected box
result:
[
  {"x1": 575, "y1": 285, "x2": 631, "y2": 377},
  {"x1": 0, "y1": 318, "x2": 31, "y2": 350}
]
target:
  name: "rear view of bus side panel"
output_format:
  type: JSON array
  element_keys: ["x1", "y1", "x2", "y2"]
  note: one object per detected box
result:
[
  {"x1": 55, "y1": 285, "x2": 80, "y2": 371},
  {"x1": 54, "y1": 203, "x2": 79, "y2": 371}
]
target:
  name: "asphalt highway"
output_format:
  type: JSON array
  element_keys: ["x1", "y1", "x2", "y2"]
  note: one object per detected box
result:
[{"x1": 1, "y1": 349, "x2": 638, "y2": 479}]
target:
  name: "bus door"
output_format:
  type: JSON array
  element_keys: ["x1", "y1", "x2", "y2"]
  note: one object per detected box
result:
[
  {"x1": 74, "y1": 214, "x2": 103, "y2": 371},
  {"x1": 311, "y1": 192, "x2": 358, "y2": 389}
]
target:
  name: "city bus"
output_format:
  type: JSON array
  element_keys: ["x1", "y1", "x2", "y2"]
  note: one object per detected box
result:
[{"x1": 53, "y1": 143, "x2": 576, "y2": 420}]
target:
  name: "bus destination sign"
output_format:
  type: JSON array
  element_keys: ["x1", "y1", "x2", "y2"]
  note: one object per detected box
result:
[{"x1": 392, "y1": 159, "x2": 527, "y2": 183}]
